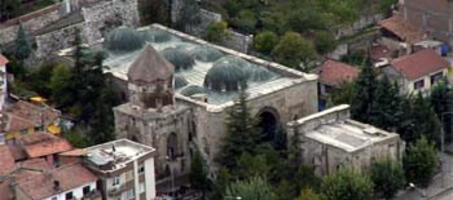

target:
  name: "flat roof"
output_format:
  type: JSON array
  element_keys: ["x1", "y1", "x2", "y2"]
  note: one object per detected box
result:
[
  {"x1": 305, "y1": 120, "x2": 398, "y2": 152},
  {"x1": 85, "y1": 139, "x2": 155, "y2": 172}
]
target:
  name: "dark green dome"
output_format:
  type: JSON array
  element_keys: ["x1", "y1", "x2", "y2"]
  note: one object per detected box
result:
[
  {"x1": 105, "y1": 26, "x2": 145, "y2": 52},
  {"x1": 180, "y1": 85, "x2": 207, "y2": 96},
  {"x1": 246, "y1": 66, "x2": 276, "y2": 82},
  {"x1": 204, "y1": 57, "x2": 249, "y2": 92},
  {"x1": 190, "y1": 46, "x2": 224, "y2": 62},
  {"x1": 161, "y1": 48, "x2": 195, "y2": 71},
  {"x1": 175, "y1": 75, "x2": 188, "y2": 89},
  {"x1": 141, "y1": 30, "x2": 172, "y2": 43}
]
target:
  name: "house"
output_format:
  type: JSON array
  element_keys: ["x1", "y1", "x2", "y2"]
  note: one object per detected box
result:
[
  {"x1": 13, "y1": 164, "x2": 100, "y2": 200},
  {"x1": 378, "y1": 15, "x2": 426, "y2": 55},
  {"x1": 287, "y1": 105, "x2": 405, "y2": 176},
  {"x1": 317, "y1": 60, "x2": 359, "y2": 110},
  {"x1": 383, "y1": 48, "x2": 450, "y2": 94},
  {"x1": 83, "y1": 139, "x2": 157, "y2": 200},
  {"x1": 0, "y1": 53, "x2": 8, "y2": 110}
]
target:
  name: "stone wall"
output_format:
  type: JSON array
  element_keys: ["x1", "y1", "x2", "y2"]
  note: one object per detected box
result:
[
  {"x1": 35, "y1": 22, "x2": 85, "y2": 58},
  {"x1": 0, "y1": 4, "x2": 62, "y2": 45}
]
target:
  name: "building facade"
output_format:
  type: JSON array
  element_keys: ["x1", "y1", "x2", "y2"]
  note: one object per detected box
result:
[{"x1": 287, "y1": 105, "x2": 405, "y2": 176}]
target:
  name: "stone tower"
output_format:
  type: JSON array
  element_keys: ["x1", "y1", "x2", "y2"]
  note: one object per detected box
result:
[{"x1": 127, "y1": 44, "x2": 175, "y2": 110}]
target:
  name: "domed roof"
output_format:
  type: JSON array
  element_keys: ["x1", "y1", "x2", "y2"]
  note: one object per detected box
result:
[
  {"x1": 246, "y1": 66, "x2": 276, "y2": 82},
  {"x1": 141, "y1": 30, "x2": 172, "y2": 43},
  {"x1": 175, "y1": 75, "x2": 188, "y2": 89},
  {"x1": 204, "y1": 56, "x2": 249, "y2": 92},
  {"x1": 105, "y1": 26, "x2": 144, "y2": 52},
  {"x1": 180, "y1": 85, "x2": 207, "y2": 96},
  {"x1": 190, "y1": 46, "x2": 224, "y2": 62},
  {"x1": 161, "y1": 48, "x2": 195, "y2": 71},
  {"x1": 128, "y1": 45, "x2": 174, "y2": 84}
]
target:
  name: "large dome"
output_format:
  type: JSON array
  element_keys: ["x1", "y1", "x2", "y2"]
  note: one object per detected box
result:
[
  {"x1": 204, "y1": 56, "x2": 249, "y2": 92},
  {"x1": 141, "y1": 30, "x2": 172, "y2": 43},
  {"x1": 180, "y1": 85, "x2": 207, "y2": 96},
  {"x1": 161, "y1": 48, "x2": 195, "y2": 71},
  {"x1": 105, "y1": 26, "x2": 145, "y2": 52},
  {"x1": 190, "y1": 46, "x2": 224, "y2": 62},
  {"x1": 246, "y1": 66, "x2": 276, "y2": 82}
]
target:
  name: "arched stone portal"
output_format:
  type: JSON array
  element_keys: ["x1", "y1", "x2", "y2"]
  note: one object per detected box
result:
[{"x1": 258, "y1": 107, "x2": 280, "y2": 142}]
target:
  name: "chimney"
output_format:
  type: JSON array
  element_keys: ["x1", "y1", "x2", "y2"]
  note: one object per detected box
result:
[{"x1": 53, "y1": 180, "x2": 60, "y2": 191}]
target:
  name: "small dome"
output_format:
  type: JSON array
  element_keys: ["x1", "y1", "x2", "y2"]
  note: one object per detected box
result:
[
  {"x1": 141, "y1": 30, "x2": 172, "y2": 43},
  {"x1": 105, "y1": 26, "x2": 144, "y2": 52},
  {"x1": 161, "y1": 48, "x2": 195, "y2": 71},
  {"x1": 204, "y1": 57, "x2": 249, "y2": 92},
  {"x1": 175, "y1": 75, "x2": 188, "y2": 89},
  {"x1": 180, "y1": 85, "x2": 207, "y2": 96},
  {"x1": 190, "y1": 46, "x2": 224, "y2": 62},
  {"x1": 246, "y1": 66, "x2": 276, "y2": 82}
]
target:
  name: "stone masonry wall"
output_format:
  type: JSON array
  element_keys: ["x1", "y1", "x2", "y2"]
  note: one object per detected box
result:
[{"x1": 35, "y1": 22, "x2": 86, "y2": 58}]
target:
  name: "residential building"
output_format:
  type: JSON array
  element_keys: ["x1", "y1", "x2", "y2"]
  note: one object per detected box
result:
[
  {"x1": 383, "y1": 48, "x2": 450, "y2": 94},
  {"x1": 316, "y1": 60, "x2": 359, "y2": 110},
  {"x1": 287, "y1": 105, "x2": 405, "y2": 176},
  {"x1": 400, "y1": 0, "x2": 453, "y2": 46},
  {"x1": 84, "y1": 139, "x2": 156, "y2": 200},
  {"x1": 17, "y1": 133, "x2": 73, "y2": 166},
  {"x1": 0, "y1": 53, "x2": 8, "y2": 110}
]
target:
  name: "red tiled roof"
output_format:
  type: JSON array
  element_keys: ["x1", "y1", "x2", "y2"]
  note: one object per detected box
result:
[
  {"x1": 8, "y1": 144, "x2": 27, "y2": 161},
  {"x1": 370, "y1": 45, "x2": 393, "y2": 61},
  {"x1": 16, "y1": 164, "x2": 97, "y2": 200},
  {"x1": 391, "y1": 48, "x2": 450, "y2": 80},
  {"x1": 59, "y1": 148, "x2": 88, "y2": 156},
  {"x1": 4, "y1": 113, "x2": 35, "y2": 132},
  {"x1": 0, "y1": 54, "x2": 8, "y2": 66},
  {"x1": 319, "y1": 60, "x2": 360, "y2": 87},
  {"x1": 9, "y1": 100, "x2": 61, "y2": 128},
  {"x1": 0, "y1": 180, "x2": 12, "y2": 200},
  {"x1": 378, "y1": 15, "x2": 426, "y2": 44},
  {"x1": 18, "y1": 133, "x2": 72, "y2": 158},
  {"x1": 0, "y1": 145, "x2": 16, "y2": 176},
  {"x1": 19, "y1": 158, "x2": 53, "y2": 171}
]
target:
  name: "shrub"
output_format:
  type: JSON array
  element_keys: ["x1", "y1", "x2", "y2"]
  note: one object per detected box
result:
[
  {"x1": 404, "y1": 135, "x2": 439, "y2": 188},
  {"x1": 371, "y1": 158, "x2": 405, "y2": 199},
  {"x1": 271, "y1": 32, "x2": 317, "y2": 70},
  {"x1": 205, "y1": 20, "x2": 230, "y2": 43},
  {"x1": 253, "y1": 31, "x2": 279, "y2": 55},
  {"x1": 323, "y1": 168, "x2": 374, "y2": 200}
]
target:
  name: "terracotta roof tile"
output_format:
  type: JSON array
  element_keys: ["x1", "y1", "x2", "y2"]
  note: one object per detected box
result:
[
  {"x1": 18, "y1": 133, "x2": 72, "y2": 158},
  {"x1": 4, "y1": 113, "x2": 35, "y2": 132},
  {"x1": 128, "y1": 45, "x2": 174, "y2": 84},
  {"x1": 8, "y1": 100, "x2": 61, "y2": 128},
  {"x1": 378, "y1": 15, "x2": 426, "y2": 44},
  {"x1": 8, "y1": 144, "x2": 27, "y2": 161},
  {"x1": 19, "y1": 158, "x2": 53, "y2": 171},
  {"x1": 391, "y1": 48, "x2": 450, "y2": 80},
  {"x1": 370, "y1": 45, "x2": 393, "y2": 61},
  {"x1": 0, "y1": 145, "x2": 16, "y2": 176},
  {"x1": 319, "y1": 60, "x2": 360, "y2": 87},
  {"x1": 0, "y1": 180, "x2": 13, "y2": 200},
  {"x1": 0, "y1": 54, "x2": 8, "y2": 66},
  {"x1": 16, "y1": 164, "x2": 97, "y2": 200}
]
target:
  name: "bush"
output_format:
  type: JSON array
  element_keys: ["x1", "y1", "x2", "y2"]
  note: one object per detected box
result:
[
  {"x1": 371, "y1": 159, "x2": 405, "y2": 199},
  {"x1": 323, "y1": 168, "x2": 374, "y2": 200},
  {"x1": 271, "y1": 32, "x2": 317, "y2": 70},
  {"x1": 404, "y1": 135, "x2": 439, "y2": 188},
  {"x1": 253, "y1": 31, "x2": 279, "y2": 55},
  {"x1": 314, "y1": 31, "x2": 337, "y2": 55},
  {"x1": 205, "y1": 20, "x2": 230, "y2": 43},
  {"x1": 296, "y1": 188, "x2": 323, "y2": 200},
  {"x1": 224, "y1": 176, "x2": 272, "y2": 200},
  {"x1": 231, "y1": 9, "x2": 257, "y2": 33}
]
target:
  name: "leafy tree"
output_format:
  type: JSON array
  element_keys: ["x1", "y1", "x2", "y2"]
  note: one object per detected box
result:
[
  {"x1": 216, "y1": 89, "x2": 261, "y2": 170},
  {"x1": 190, "y1": 150, "x2": 210, "y2": 198},
  {"x1": 175, "y1": 0, "x2": 201, "y2": 32},
  {"x1": 273, "y1": 179, "x2": 298, "y2": 200},
  {"x1": 370, "y1": 158, "x2": 405, "y2": 199},
  {"x1": 403, "y1": 135, "x2": 439, "y2": 188},
  {"x1": 235, "y1": 153, "x2": 271, "y2": 179},
  {"x1": 271, "y1": 32, "x2": 317, "y2": 71},
  {"x1": 15, "y1": 24, "x2": 32, "y2": 62},
  {"x1": 205, "y1": 21, "x2": 230, "y2": 43},
  {"x1": 295, "y1": 165, "x2": 322, "y2": 192},
  {"x1": 323, "y1": 168, "x2": 374, "y2": 200},
  {"x1": 379, "y1": 0, "x2": 397, "y2": 15},
  {"x1": 0, "y1": 0, "x2": 21, "y2": 21},
  {"x1": 314, "y1": 31, "x2": 337, "y2": 55},
  {"x1": 295, "y1": 188, "x2": 323, "y2": 200},
  {"x1": 224, "y1": 176, "x2": 272, "y2": 200},
  {"x1": 50, "y1": 64, "x2": 73, "y2": 108},
  {"x1": 327, "y1": 81, "x2": 356, "y2": 106},
  {"x1": 369, "y1": 77, "x2": 403, "y2": 132},
  {"x1": 350, "y1": 65, "x2": 377, "y2": 123},
  {"x1": 231, "y1": 9, "x2": 257, "y2": 33},
  {"x1": 253, "y1": 31, "x2": 279, "y2": 55},
  {"x1": 430, "y1": 81, "x2": 453, "y2": 142},
  {"x1": 411, "y1": 93, "x2": 441, "y2": 144}
]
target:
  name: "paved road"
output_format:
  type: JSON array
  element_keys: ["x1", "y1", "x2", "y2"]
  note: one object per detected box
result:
[{"x1": 432, "y1": 188, "x2": 453, "y2": 200}]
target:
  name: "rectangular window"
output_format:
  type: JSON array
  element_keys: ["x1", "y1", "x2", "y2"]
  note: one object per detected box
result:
[
  {"x1": 113, "y1": 176, "x2": 120, "y2": 186},
  {"x1": 126, "y1": 189, "x2": 135, "y2": 199},
  {"x1": 65, "y1": 192, "x2": 73, "y2": 200},
  {"x1": 414, "y1": 79, "x2": 425, "y2": 90},
  {"x1": 83, "y1": 185, "x2": 91, "y2": 195},
  {"x1": 139, "y1": 182, "x2": 145, "y2": 193},
  {"x1": 138, "y1": 165, "x2": 145, "y2": 175},
  {"x1": 430, "y1": 72, "x2": 443, "y2": 85}
]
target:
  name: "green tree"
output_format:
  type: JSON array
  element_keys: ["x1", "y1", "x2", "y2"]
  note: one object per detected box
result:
[
  {"x1": 323, "y1": 168, "x2": 374, "y2": 200},
  {"x1": 295, "y1": 188, "x2": 323, "y2": 200},
  {"x1": 231, "y1": 9, "x2": 257, "y2": 33},
  {"x1": 205, "y1": 21, "x2": 230, "y2": 43},
  {"x1": 327, "y1": 81, "x2": 356, "y2": 106},
  {"x1": 403, "y1": 135, "x2": 439, "y2": 188},
  {"x1": 216, "y1": 89, "x2": 261, "y2": 170},
  {"x1": 350, "y1": 65, "x2": 377, "y2": 123},
  {"x1": 235, "y1": 153, "x2": 271, "y2": 179},
  {"x1": 411, "y1": 93, "x2": 441, "y2": 144},
  {"x1": 273, "y1": 179, "x2": 298, "y2": 200},
  {"x1": 271, "y1": 32, "x2": 317, "y2": 71},
  {"x1": 314, "y1": 31, "x2": 337, "y2": 55},
  {"x1": 370, "y1": 158, "x2": 405, "y2": 199},
  {"x1": 295, "y1": 165, "x2": 322, "y2": 192},
  {"x1": 369, "y1": 77, "x2": 403, "y2": 132},
  {"x1": 253, "y1": 31, "x2": 279, "y2": 55},
  {"x1": 190, "y1": 150, "x2": 210, "y2": 198},
  {"x1": 224, "y1": 176, "x2": 272, "y2": 200},
  {"x1": 15, "y1": 24, "x2": 32, "y2": 62},
  {"x1": 175, "y1": 0, "x2": 201, "y2": 32},
  {"x1": 0, "y1": 0, "x2": 21, "y2": 21},
  {"x1": 50, "y1": 64, "x2": 73, "y2": 108},
  {"x1": 430, "y1": 81, "x2": 453, "y2": 142}
]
